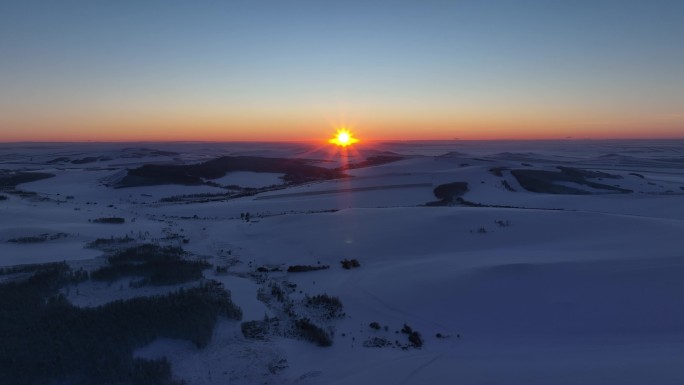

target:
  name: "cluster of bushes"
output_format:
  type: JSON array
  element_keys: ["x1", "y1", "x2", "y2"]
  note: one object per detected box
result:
[
  {"x1": 0, "y1": 266, "x2": 241, "y2": 385},
  {"x1": 287, "y1": 264, "x2": 330, "y2": 273},
  {"x1": 304, "y1": 294, "x2": 344, "y2": 319},
  {"x1": 0, "y1": 261, "x2": 87, "y2": 283},
  {"x1": 7, "y1": 232, "x2": 68, "y2": 244},
  {"x1": 91, "y1": 217, "x2": 126, "y2": 224},
  {"x1": 86, "y1": 235, "x2": 135, "y2": 248},
  {"x1": 91, "y1": 244, "x2": 210, "y2": 287},
  {"x1": 363, "y1": 337, "x2": 392, "y2": 348},
  {"x1": 241, "y1": 320, "x2": 269, "y2": 340},
  {"x1": 294, "y1": 318, "x2": 332, "y2": 347},
  {"x1": 0, "y1": 194, "x2": 7, "y2": 200},
  {"x1": 241, "y1": 316, "x2": 278, "y2": 340},
  {"x1": 340, "y1": 259, "x2": 360, "y2": 269},
  {"x1": 401, "y1": 324, "x2": 423, "y2": 348},
  {"x1": 269, "y1": 282, "x2": 286, "y2": 302}
]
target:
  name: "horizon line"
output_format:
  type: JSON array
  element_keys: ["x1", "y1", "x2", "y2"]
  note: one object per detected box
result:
[{"x1": 2, "y1": 137, "x2": 684, "y2": 145}]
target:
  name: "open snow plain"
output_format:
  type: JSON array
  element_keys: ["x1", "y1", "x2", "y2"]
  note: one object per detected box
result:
[{"x1": 2, "y1": 140, "x2": 684, "y2": 384}]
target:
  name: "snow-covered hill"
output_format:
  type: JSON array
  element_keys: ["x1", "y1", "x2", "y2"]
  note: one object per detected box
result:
[{"x1": 2, "y1": 140, "x2": 684, "y2": 384}]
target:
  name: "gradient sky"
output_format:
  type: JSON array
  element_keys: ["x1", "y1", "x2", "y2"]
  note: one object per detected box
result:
[{"x1": 1, "y1": 0, "x2": 683, "y2": 142}]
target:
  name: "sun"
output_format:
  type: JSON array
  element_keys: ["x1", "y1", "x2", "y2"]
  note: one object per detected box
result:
[{"x1": 329, "y1": 128, "x2": 359, "y2": 147}]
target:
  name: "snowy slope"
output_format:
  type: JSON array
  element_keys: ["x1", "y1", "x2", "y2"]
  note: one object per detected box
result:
[{"x1": 2, "y1": 140, "x2": 684, "y2": 384}]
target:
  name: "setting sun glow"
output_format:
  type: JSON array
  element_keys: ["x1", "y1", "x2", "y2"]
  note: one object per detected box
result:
[{"x1": 329, "y1": 129, "x2": 359, "y2": 147}]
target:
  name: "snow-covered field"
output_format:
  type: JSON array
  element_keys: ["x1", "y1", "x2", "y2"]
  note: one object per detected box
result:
[{"x1": 2, "y1": 140, "x2": 684, "y2": 384}]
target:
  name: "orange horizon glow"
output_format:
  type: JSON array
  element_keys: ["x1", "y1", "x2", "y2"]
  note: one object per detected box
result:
[{"x1": 2, "y1": 115, "x2": 684, "y2": 143}]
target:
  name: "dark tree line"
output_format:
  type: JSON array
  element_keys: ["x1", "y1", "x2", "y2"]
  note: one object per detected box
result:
[
  {"x1": 0, "y1": 260, "x2": 241, "y2": 385},
  {"x1": 91, "y1": 244, "x2": 210, "y2": 287}
]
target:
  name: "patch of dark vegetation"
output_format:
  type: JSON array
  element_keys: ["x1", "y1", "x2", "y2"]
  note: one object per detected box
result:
[
  {"x1": 340, "y1": 258, "x2": 360, "y2": 269},
  {"x1": 160, "y1": 192, "x2": 235, "y2": 203},
  {"x1": 91, "y1": 244, "x2": 210, "y2": 287},
  {"x1": 304, "y1": 294, "x2": 344, "y2": 319},
  {"x1": 488, "y1": 167, "x2": 508, "y2": 177},
  {"x1": 7, "y1": 232, "x2": 68, "y2": 244},
  {"x1": 343, "y1": 155, "x2": 404, "y2": 170},
  {"x1": 363, "y1": 337, "x2": 392, "y2": 348},
  {"x1": 426, "y1": 181, "x2": 469, "y2": 206},
  {"x1": 629, "y1": 172, "x2": 645, "y2": 179},
  {"x1": 287, "y1": 264, "x2": 330, "y2": 273},
  {"x1": 294, "y1": 318, "x2": 333, "y2": 347},
  {"x1": 268, "y1": 358, "x2": 289, "y2": 374},
  {"x1": 0, "y1": 265, "x2": 241, "y2": 385},
  {"x1": 0, "y1": 194, "x2": 7, "y2": 200},
  {"x1": 241, "y1": 316, "x2": 278, "y2": 340},
  {"x1": 0, "y1": 261, "x2": 87, "y2": 280},
  {"x1": 71, "y1": 156, "x2": 101, "y2": 164},
  {"x1": 91, "y1": 217, "x2": 126, "y2": 224},
  {"x1": 257, "y1": 280, "x2": 293, "y2": 304},
  {"x1": 47, "y1": 156, "x2": 71, "y2": 164},
  {"x1": 369, "y1": 321, "x2": 382, "y2": 330},
  {"x1": 557, "y1": 166, "x2": 621, "y2": 179},
  {"x1": 258, "y1": 265, "x2": 283, "y2": 273},
  {"x1": 86, "y1": 235, "x2": 135, "y2": 248},
  {"x1": 0, "y1": 171, "x2": 55, "y2": 190},
  {"x1": 3, "y1": 189, "x2": 39, "y2": 198},
  {"x1": 511, "y1": 168, "x2": 631, "y2": 195},
  {"x1": 115, "y1": 156, "x2": 347, "y2": 188},
  {"x1": 501, "y1": 180, "x2": 516, "y2": 191}
]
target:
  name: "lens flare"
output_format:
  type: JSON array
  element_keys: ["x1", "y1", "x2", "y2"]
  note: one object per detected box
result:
[{"x1": 329, "y1": 128, "x2": 359, "y2": 147}]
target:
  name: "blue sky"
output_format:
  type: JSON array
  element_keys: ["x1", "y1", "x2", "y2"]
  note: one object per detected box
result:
[{"x1": 1, "y1": 0, "x2": 683, "y2": 141}]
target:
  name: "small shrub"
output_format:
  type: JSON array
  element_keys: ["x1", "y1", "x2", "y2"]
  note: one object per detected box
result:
[
  {"x1": 401, "y1": 324, "x2": 413, "y2": 334},
  {"x1": 408, "y1": 332, "x2": 423, "y2": 348},
  {"x1": 369, "y1": 321, "x2": 381, "y2": 330},
  {"x1": 92, "y1": 217, "x2": 126, "y2": 224},
  {"x1": 287, "y1": 265, "x2": 329, "y2": 273}
]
